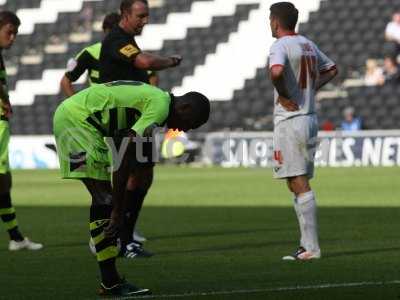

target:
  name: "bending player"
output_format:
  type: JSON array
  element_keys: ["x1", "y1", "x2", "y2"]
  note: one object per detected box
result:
[{"x1": 53, "y1": 80, "x2": 210, "y2": 296}]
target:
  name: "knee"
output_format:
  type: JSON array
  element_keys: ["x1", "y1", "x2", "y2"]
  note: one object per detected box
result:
[
  {"x1": 126, "y1": 175, "x2": 137, "y2": 191},
  {"x1": 288, "y1": 176, "x2": 311, "y2": 196},
  {"x1": 135, "y1": 167, "x2": 154, "y2": 191}
]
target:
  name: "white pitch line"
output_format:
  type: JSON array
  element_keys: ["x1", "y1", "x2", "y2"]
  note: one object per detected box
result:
[{"x1": 126, "y1": 280, "x2": 400, "y2": 299}]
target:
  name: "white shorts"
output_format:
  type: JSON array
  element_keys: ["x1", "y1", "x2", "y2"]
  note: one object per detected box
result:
[{"x1": 273, "y1": 114, "x2": 318, "y2": 179}]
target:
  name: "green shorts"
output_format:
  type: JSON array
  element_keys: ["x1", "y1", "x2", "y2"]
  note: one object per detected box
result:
[
  {"x1": 0, "y1": 120, "x2": 10, "y2": 174},
  {"x1": 53, "y1": 105, "x2": 111, "y2": 181}
]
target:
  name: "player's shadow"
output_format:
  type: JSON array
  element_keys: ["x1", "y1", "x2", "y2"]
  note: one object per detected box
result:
[
  {"x1": 1, "y1": 205, "x2": 400, "y2": 299},
  {"x1": 157, "y1": 240, "x2": 296, "y2": 255},
  {"x1": 325, "y1": 246, "x2": 400, "y2": 259},
  {"x1": 150, "y1": 227, "x2": 292, "y2": 240},
  {"x1": 1, "y1": 206, "x2": 399, "y2": 258}
]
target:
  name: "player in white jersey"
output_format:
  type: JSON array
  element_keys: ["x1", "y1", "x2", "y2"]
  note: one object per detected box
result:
[{"x1": 268, "y1": 2, "x2": 338, "y2": 260}]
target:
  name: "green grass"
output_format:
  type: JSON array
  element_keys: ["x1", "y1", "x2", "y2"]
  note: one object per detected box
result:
[{"x1": 1, "y1": 167, "x2": 400, "y2": 299}]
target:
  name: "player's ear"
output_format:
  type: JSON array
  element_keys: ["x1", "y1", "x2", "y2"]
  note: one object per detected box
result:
[{"x1": 270, "y1": 16, "x2": 279, "y2": 31}]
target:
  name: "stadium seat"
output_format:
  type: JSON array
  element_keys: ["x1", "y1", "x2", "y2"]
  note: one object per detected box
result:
[{"x1": 4, "y1": 0, "x2": 400, "y2": 134}]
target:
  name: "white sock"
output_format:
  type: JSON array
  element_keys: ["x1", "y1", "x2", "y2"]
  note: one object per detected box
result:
[
  {"x1": 294, "y1": 191, "x2": 320, "y2": 254},
  {"x1": 293, "y1": 198, "x2": 306, "y2": 249}
]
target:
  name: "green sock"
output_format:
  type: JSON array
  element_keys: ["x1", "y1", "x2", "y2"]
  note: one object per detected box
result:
[
  {"x1": 89, "y1": 204, "x2": 120, "y2": 286},
  {"x1": 0, "y1": 192, "x2": 23, "y2": 241}
]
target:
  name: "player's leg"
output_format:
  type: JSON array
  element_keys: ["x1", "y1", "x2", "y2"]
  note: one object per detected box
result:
[
  {"x1": 82, "y1": 178, "x2": 150, "y2": 296},
  {"x1": 0, "y1": 121, "x2": 42, "y2": 251},
  {"x1": 0, "y1": 172, "x2": 23, "y2": 242},
  {"x1": 109, "y1": 129, "x2": 147, "y2": 245},
  {"x1": 286, "y1": 175, "x2": 320, "y2": 260},
  {"x1": 127, "y1": 172, "x2": 151, "y2": 243},
  {"x1": 117, "y1": 133, "x2": 155, "y2": 258},
  {"x1": 53, "y1": 107, "x2": 150, "y2": 296},
  {"x1": 286, "y1": 179, "x2": 306, "y2": 250},
  {"x1": 274, "y1": 115, "x2": 320, "y2": 260},
  {"x1": 55, "y1": 106, "x2": 110, "y2": 256},
  {"x1": 120, "y1": 167, "x2": 154, "y2": 258},
  {"x1": 82, "y1": 179, "x2": 120, "y2": 286},
  {"x1": 125, "y1": 172, "x2": 149, "y2": 241}
]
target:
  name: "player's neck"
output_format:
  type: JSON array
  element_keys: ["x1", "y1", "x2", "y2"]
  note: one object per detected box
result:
[
  {"x1": 276, "y1": 30, "x2": 297, "y2": 39},
  {"x1": 118, "y1": 21, "x2": 135, "y2": 36}
]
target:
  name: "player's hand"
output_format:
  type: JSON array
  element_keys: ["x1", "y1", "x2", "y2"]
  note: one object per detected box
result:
[
  {"x1": 169, "y1": 55, "x2": 182, "y2": 67},
  {"x1": 104, "y1": 210, "x2": 123, "y2": 238},
  {"x1": 278, "y1": 96, "x2": 299, "y2": 112},
  {"x1": 1, "y1": 102, "x2": 12, "y2": 119}
]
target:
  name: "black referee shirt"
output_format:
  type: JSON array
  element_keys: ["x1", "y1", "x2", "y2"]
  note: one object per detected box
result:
[{"x1": 99, "y1": 26, "x2": 149, "y2": 84}]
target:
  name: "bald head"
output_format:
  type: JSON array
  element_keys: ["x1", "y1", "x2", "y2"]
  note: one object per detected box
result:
[{"x1": 167, "y1": 92, "x2": 210, "y2": 132}]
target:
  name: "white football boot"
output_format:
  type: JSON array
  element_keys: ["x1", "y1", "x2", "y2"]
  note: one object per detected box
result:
[
  {"x1": 282, "y1": 246, "x2": 321, "y2": 261},
  {"x1": 133, "y1": 230, "x2": 147, "y2": 243},
  {"x1": 9, "y1": 237, "x2": 43, "y2": 251}
]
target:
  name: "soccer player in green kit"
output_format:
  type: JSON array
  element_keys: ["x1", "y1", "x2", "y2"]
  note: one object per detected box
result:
[
  {"x1": 53, "y1": 80, "x2": 210, "y2": 296},
  {"x1": 60, "y1": 12, "x2": 122, "y2": 96},
  {"x1": 0, "y1": 11, "x2": 42, "y2": 251},
  {"x1": 60, "y1": 11, "x2": 154, "y2": 248}
]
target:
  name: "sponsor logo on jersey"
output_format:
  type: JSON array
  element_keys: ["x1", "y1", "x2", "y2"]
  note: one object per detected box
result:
[{"x1": 119, "y1": 44, "x2": 140, "y2": 57}]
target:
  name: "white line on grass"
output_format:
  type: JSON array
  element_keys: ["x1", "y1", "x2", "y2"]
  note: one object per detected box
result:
[{"x1": 128, "y1": 280, "x2": 400, "y2": 299}]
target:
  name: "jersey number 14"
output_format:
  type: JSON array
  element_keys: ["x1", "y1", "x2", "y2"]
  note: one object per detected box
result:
[{"x1": 299, "y1": 55, "x2": 317, "y2": 89}]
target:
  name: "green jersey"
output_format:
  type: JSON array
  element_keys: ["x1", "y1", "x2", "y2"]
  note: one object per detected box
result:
[
  {"x1": 65, "y1": 42, "x2": 101, "y2": 85},
  {"x1": 61, "y1": 80, "x2": 171, "y2": 136}
]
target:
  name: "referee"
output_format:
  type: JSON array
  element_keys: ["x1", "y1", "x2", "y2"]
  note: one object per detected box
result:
[
  {"x1": 99, "y1": 0, "x2": 181, "y2": 84},
  {"x1": 60, "y1": 12, "x2": 158, "y2": 96},
  {"x1": 99, "y1": 0, "x2": 182, "y2": 259}
]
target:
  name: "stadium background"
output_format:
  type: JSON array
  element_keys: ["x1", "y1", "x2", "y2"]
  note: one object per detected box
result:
[
  {"x1": 1, "y1": 0, "x2": 399, "y2": 169},
  {"x1": 1, "y1": 1, "x2": 400, "y2": 299}
]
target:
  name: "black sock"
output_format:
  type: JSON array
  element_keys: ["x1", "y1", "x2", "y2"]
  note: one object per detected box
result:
[
  {"x1": 120, "y1": 188, "x2": 147, "y2": 250},
  {"x1": 89, "y1": 204, "x2": 120, "y2": 286},
  {"x1": 8, "y1": 227, "x2": 24, "y2": 241},
  {"x1": 0, "y1": 192, "x2": 24, "y2": 241},
  {"x1": 98, "y1": 259, "x2": 120, "y2": 287}
]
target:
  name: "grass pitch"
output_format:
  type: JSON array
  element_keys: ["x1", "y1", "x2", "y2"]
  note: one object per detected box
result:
[{"x1": 0, "y1": 167, "x2": 399, "y2": 299}]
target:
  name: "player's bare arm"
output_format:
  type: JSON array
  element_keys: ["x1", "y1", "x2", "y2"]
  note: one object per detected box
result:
[
  {"x1": 105, "y1": 130, "x2": 137, "y2": 238},
  {"x1": 134, "y1": 52, "x2": 182, "y2": 71},
  {"x1": 385, "y1": 32, "x2": 399, "y2": 43},
  {"x1": 106, "y1": 126, "x2": 146, "y2": 239},
  {"x1": 60, "y1": 75, "x2": 75, "y2": 97},
  {"x1": 316, "y1": 66, "x2": 338, "y2": 91},
  {"x1": 270, "y1": 65, "x2": 299, "y2": 111},
  {"x1": 148, "y1": 72, "x2": 159, "y2": 86}
]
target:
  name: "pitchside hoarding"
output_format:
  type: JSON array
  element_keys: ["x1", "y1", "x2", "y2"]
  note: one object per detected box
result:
[
  {"x1": 9, "y1": 136, "x2": 58, "y2": 169},
  {"x1": 7, "y1": 131, "x2": 400, "y2": 169},
  {"x1": 203, "y1": 131, "x2": 400, "y2": 168}
]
